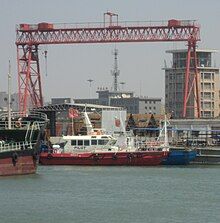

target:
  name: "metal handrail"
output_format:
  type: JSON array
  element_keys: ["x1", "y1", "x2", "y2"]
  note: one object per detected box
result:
[
  {"x1": 0, "y1": 111, "x2": 47, "y2": 130},
  {"x1": 0, "y1": 111, "x2": 47, "y2": 121},
  {"x1": 0, "y1": 140, "x2": 37, "y2": 153},
  {"x1": 0, "y1": 120, "x2": 46, "y2": 130}
]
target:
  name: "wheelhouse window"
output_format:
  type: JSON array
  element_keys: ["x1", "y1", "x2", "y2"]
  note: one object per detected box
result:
[
  {"x1": 71, "y1": 140, "x2": 77, "y2": 146},
  {"x1": 84, "y1": 140, "x2": 90, "y2": 146},
  {"x1": 98, "y1": 139, "x2": 109, "y2": 145},
  {"x1": 91, "y1": 140, "x2": 97, "y2": 145},
  {"x1": 98, "y1": 140, "x2": 105, "y2": 145},
  {"x1": 78, "y1": 140, "x2": 83, "y2": 146}
]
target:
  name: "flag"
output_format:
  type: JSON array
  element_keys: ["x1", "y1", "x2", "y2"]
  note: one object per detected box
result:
[
  {"x1": 68, "y1": 108, "x2": 79, "y2": 118},
  {"x1": 115, "y1": 118, "x2": 121, "y2": 127}
]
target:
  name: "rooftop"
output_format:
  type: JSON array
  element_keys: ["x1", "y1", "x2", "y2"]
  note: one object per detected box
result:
[{"x1": 166, "y1": 49, "x2": 218, "y2": 54}]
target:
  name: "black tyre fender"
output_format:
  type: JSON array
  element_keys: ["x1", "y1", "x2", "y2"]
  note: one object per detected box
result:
[
  {"x1": 112, "y1": 154, "x2": 117, "y2": 160},
  {"x1": 12, "y1": 152, "x2": 18, "y2": 166},
  {"x1": 33, "y1": 152, "x2": 38, "y2": 161},
  {"x1": 47, "y1": 153, "x2": 53, "y2": 159},
  {"x1": 127, "y1": 153, "x2": 133, "y2": 159}
]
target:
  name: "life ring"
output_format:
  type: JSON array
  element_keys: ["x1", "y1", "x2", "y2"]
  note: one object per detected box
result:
[{"x1": 15, "y1": 121, "x2": 22, "y2": 128}]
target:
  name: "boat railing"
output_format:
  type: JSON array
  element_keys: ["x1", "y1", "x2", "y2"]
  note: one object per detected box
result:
[
  {"x1": 0, "y1": 111, "x2": 47, "y2": 121},
  {"x1": 0, "y1": 140, "x2": 37, "y2": 153},
  {"x1": 0, "y1": 111, "x2": 48, "y2": 129},
  {"x1": 25, "y1": 120, "x2": 45, "y2": 141},
  {"x1": 0, "y1": 119, "x2": 46, "y2": 130}
]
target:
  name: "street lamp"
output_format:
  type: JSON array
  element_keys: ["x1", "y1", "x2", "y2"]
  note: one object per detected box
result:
[
  {"x1": 120, "y1": 81, "x2": 126, "y2": 90},
  {"x1": 87, "y1": 79, "x2": 94, "y2": 99}
]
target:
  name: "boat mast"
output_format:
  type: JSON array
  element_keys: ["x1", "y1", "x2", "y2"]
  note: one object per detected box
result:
[
  {"x1": 157, "y1": 114, "x2": 169, "y2": 150},
  {"x1": 164, "y1": 114, "x2": 169, "y2": 148},
  {"x1": 8, "y1": 60, "x2": 12, "y2": 129},
  {"x1": 83, "y1": 105, "x2": 94, "y2": 135}
]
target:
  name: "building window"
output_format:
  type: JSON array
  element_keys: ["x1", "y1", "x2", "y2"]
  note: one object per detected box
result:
[
  {"x1": 212, "y1": 83, "x2": 214, "y2": 90},
  {"x1": 203, "y1": 111, "x2": 211, "y2": 117},
  {"x1": 203, "y1": 102, "x2": 211, "y2": 109},
  {"x1": 204, "y1": 92, "x2": 211, "y2": 99},
  {"x1": 204, "y1": 73, "x2": 211, "y2": 80},
  {"x1": 204, "y1": 83, "x2": 211, "y2": 90}
]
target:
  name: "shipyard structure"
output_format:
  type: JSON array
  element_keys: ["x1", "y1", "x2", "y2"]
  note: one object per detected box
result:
[
  {"x1": 52, "y1": 93, "x2": 161, "y2": 115},
  {"x1": 164, "y1": 49, "x2": 219, "y2": 118},
  {"x1": 52, "y1": 48, "x2": 162, "y2": 115}
]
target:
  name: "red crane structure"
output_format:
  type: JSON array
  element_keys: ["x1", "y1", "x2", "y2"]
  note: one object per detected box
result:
[{"x1": 16, "y1": 13, "x2": 200, "y2": 117}]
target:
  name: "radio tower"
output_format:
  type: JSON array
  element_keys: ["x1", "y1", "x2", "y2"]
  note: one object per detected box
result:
[{"x1": 111, "y1": 48, "x2": 120, "y2": 91}]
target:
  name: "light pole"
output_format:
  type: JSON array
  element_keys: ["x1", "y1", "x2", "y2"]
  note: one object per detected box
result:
[
  {"x1": 120, "y1": 81, "x2": 125, "y2": 90},
  {"x1": 87, "y1": 79, "x2": 94, "y2": 99},
  {"x1": 4, "y1": 61, "x2": 13, "y2": 129}
]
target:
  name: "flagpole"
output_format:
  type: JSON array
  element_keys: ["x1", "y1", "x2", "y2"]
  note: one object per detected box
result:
[
  {"x1": 71, "y1": 116, "x2": 74, "y2": 135},
  {"x1": 8, "y1": 60, "x2": 12, "y2": 129}
]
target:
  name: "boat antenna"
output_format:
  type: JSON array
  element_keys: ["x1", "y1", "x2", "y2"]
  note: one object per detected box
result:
[
  {"x1": 8, "y1": 60, "x2": 12, "y2": 129},
  {"x1": 164, "y1": 114, "x2": 169, "y2": 148},
  {"x1": 157, "y1": 114, "x2": 169, "y2": 151}
]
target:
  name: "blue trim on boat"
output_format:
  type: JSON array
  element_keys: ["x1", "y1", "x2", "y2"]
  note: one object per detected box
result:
[{"x1": 162, "y1": 150, "x2": 197, "y2": 165}]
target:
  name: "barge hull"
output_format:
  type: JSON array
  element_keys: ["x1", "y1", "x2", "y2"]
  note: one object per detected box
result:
[{"x1": 0, "y1": 155, "x2": 37, "y2": 176}]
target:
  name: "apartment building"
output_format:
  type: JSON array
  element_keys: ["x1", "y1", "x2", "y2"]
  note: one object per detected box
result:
[{"x1": 164, "y1": 49, "x2": 219, "y2": 118}]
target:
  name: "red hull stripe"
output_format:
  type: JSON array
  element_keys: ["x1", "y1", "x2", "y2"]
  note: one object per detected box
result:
[{"x1": 40, "y1": 152, "x2": 168, "y2": 166}]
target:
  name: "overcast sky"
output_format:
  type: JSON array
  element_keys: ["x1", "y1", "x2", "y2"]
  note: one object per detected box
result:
[{"x1": 0, "y1": 0, "x2": 220, "y2": 102}]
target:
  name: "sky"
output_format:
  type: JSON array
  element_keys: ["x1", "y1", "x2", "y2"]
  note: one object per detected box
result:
[{"x1": 0, "y1": 0, "x2": 220, "y2": 103}]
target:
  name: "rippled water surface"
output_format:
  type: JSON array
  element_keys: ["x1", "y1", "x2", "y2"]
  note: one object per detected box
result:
[{"x1": 0, "y1": 165, "x2": 220, "y2": 223}]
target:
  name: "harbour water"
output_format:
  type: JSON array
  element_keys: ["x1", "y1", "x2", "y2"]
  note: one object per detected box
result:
[{"x1": 0, "y1": 165, "x2": 220, "y2": 223}]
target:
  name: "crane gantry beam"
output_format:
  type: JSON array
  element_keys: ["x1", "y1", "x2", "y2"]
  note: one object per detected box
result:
[
  {"x1": 15, "y1": 15, "x2": 201, "y2": 118},
  {"x1": 16, "y1": 24, "x2": 200, "y2": 45}
]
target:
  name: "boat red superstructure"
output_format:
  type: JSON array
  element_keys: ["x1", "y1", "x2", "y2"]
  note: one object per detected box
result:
[{"x1": 40, "y1": 151, "x2": 168, "y2": 166}]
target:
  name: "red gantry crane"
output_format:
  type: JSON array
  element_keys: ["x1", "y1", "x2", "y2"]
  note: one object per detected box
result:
[{"x1": 16, "y1": 12, "x2": 200, "y2": 118}]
